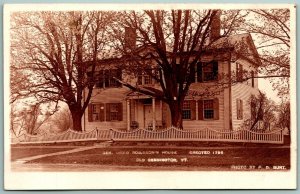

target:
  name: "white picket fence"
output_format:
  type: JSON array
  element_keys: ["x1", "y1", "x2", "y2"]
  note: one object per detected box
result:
[{"x1": 11, "y1": 127, "x2": 284, "y2": 144}]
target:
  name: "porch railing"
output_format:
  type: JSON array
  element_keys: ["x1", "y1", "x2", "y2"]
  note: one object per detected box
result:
[{"x1": 11, "y1": 127, "x2": 284, "y2": 144}]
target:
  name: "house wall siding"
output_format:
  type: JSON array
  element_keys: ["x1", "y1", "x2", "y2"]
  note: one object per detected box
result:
[
  {"x1": 83, "y1": 60, "x2": 231, "y2": 131},
  {"x1": 83, "y1": 58, "x2": 256, "y2": 132},
  {"x1": 231, "y1": 59, "x2": 259, "y2": 131},
  {"x1": 182, "y1": 93, "x2": 225, "y2": 131},
  {"x1": 83, "y1": 87, "x2": 129, "y2": 131}
]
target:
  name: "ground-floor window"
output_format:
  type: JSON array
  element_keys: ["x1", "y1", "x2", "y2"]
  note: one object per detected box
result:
[
  {"x1": 108, "y1": 103, "x2": 120, "y2": 121},
  {"x1": 182, "y1": 101, "x2": 191, "y2": 119},
  {"x1": 198, "y1": 98, "x2": 219, "y2": 120},
  {"x1": 237, "y1": 99, "x2": 243, "y2": 120},
  {"x1": 88, "y1": 103, "x2": 122, "y2": 122},
  {"x1": 203, "y1": 100, "x2": 214, "y2": 119}
]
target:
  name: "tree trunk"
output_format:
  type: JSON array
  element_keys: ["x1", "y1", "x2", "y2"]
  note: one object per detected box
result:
[
  {"x1": 168, "y1": 101, "x2": 183, "y2": 129},
  {"x1": 69, "y1": 106, "x2": 83, "y2": 132}
]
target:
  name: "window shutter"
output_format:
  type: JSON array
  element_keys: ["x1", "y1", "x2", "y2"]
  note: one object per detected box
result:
[
  {"x1": 251, "y1": 71, "x2": 254, "y2": 87},
  {"x1": 198, "y1": 100, "x2": 203, "y2": 120},
  {"x1": 118, "y1": 103, "x2": 123, "y2": 121},
  {"x1": 106, "y1": 103, "x2": 111, "y2": 121},
  {"x1": 189, "y1": 65, "x2": 195, "y2": 83},
  {"x1": 197, "y1": 63, "x2": 203, "y2": 82},
  {"x1": 88, "y1": 104, "x2": 93, "y2": 122},
  {"x1": 190, "y1": 100, "x2": 196, "y2": 120},
  {"x1": 99, "y1": 103, "x2": 105, "y2": 121},
  {"x1": 236, "y1": 99, "x2": 239, "y2": 119},
  {"x1": 213, "y1": 61, "x2": 219, "y2": 80},
  {"x1": 97, "y1": 71, "x2": 104, "y2": 88},
  {"x1": 236, "y1": 63, "x2": 238, "y2": 80},
  {"x1": 236, "y1": 63, "x2": 243, "y2": 82},
  {"x1": 104, "y1": 70, "x2": 110, "y2": 88},
  {"x1": 240, "y1": 65, "x2": 243, "y2": 81},
  {"x1": 213, "y1": 98, "x2": 219, "y2": 120},
  {"x1": 241, "y1": 100, "x2": 243, "y2": 119},
  {"x1": 117, "y1": 69, "x2": 122, "y2": 87}
]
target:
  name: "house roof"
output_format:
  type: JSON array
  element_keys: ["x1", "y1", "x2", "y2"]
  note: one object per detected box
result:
[
  {"x1": 88, "y1": 33, "x2": 261, "y2": 67},
  {"x1": 208, "y1": 33, "x2": 261, "y2": 66},
  {"x1": 126, "y1": 86, "x2": 164, "y2": 99}
]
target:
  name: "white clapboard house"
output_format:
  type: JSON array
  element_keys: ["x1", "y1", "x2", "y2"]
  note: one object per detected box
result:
[{"x1": 82, "y1": 15, "x2": 260, "y2": 132}]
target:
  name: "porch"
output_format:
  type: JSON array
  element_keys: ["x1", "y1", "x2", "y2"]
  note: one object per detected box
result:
[{"x1": 126, "y1": 94, "x2": 166, "y2": 131}]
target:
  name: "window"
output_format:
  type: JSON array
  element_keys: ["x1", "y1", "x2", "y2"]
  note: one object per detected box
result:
[
  {"x1": 203, "y1": 64, "x2": 214, "y2": 81},
  {"x1": 203, "y1": 100, "x2": 214, "y2": 119},
  {"x1": 106, "y1": 103, "x2": 123, "y2": 121},
  {"x1": 237, "y1": 99, "x2": 243, "y2": 120},
  {"x1": 198, "y1": 99, "x2": 219, "y2": 120},
  {"x1": 88, "y1": 103, "x2": 122, "y2": 122},
  {"x1": 109, "y1": 104, "x2": 119, "y2": 121},
  {"x1": 89, "y1": 103, "x2": 105, "y2": 122},
  {"x1": 144, "y1": 74, "x2": 153, "y2": 84},
  {"x1": 96, "y1": 71, "x2": 104, "y2": 88},
  {"x1": 236, "y1": 63, "x2": 243, "y2": 82},
  {"x1": 182, "y1": 101, "x2": 191, "y2": 119},
  {"x1": 93, "y1": 69, "x2": 122, "y2": 88},
  {"x1": 137, "y1": 75, "x2": 143, "y2": 85},
  {"x1": 197, "y1": 61, "x2": 218, "y2": 82},
  {"x1": 137, "y1": 73, "x2": 153, "y2": 85},
  {"x1": 92, "y1": 104, "x2": 100, "y2": 121},
  {"x1": 107, "y1": 69, "x2": 122, "y2": 87}
]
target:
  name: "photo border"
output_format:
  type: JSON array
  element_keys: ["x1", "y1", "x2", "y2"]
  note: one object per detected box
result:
[{"x1": 3, "y1": 3, "x2": 297, "y2": 190}]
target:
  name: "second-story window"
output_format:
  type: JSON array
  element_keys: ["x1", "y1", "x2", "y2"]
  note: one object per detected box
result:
[
  {"x1": 93, "y1": 69, "x2": 122, "y2": 88},
  {"x1": 137, "y1": 73, "x2": 154, "y2": 85},
  {"x1": 144, "y1": 74, "x2": 153, "y2": 84},
  {"x1": 236, "y1": 63, "x2": 243, "y2": 82},
  {"x1": 197, "y1": 61, "x2": 218, "y2": 82}
]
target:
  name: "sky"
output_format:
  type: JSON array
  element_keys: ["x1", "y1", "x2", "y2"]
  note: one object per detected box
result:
[{"x1": 259, "y1": 79, "x2": 281, "y2": 103}]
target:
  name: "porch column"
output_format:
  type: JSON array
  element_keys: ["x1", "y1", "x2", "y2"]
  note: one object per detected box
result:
[
  {"x1": 152, "y1": 97, "x2": 156, "y2": 131},
  {"x1": 160, "y1": 100, "x2": 163, "y2": 121},
  {"x1": 127, "y1": 100, "x2": 130, "y2": 131},
  {"x1": 196, "y1": 100, "x2": 199, "y2": 120}
]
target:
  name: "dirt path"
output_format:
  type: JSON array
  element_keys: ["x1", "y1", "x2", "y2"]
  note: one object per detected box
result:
[{"x1": 13, "y1": 146, "x2": 97, "y2": 164}]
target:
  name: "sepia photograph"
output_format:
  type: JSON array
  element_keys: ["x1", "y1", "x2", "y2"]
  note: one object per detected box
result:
[{"x1": 4, "y1": 3, "x2": 297, "y2": 189}]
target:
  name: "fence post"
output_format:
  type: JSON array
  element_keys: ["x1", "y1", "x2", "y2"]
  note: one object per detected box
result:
[
  {"x1": 281, "y1": 129, "x2": 284, "y2": 144},
  {"x1": 95, "y1": 127, "x2": 98, "y2": 140},
  {"x1": 109, "y1": 128, "x2": 114, "y2": 142}
]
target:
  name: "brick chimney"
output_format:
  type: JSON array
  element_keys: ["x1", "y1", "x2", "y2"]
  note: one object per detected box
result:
[
  {"x1": 209, "y1": 10, "x2": 221, "y2": 42},
  {"x1": 124, "y1": 27, "x2": 137, "y2": 50}
]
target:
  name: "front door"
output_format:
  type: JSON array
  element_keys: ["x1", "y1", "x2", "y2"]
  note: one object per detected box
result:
[{"x1": 144, "y1": 105, "x2": 153, "y2": 128}]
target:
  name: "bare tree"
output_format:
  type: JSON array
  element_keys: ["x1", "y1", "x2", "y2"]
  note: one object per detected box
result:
[
  {"x1": 10, "y1": 11, "x2": 113, "y2": 131},
  {"x1": 277, "y1": 101, "x2": 290, "y2": 132},
  {"x1": 49, "y1": 106, "x2": 73, "y2": 132},
  {"x1": 11, "y1": 102, "x2": 54, "y2": 135},
  {"x1": 109, "y1": 10, "x2": 241, "y2": 128},
  {"x1": 243, "y1": 91, "x2": 276, "y2": 131},
  {"x1": 240, "y1": 9, "x2": 290, "y2": 97}
]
